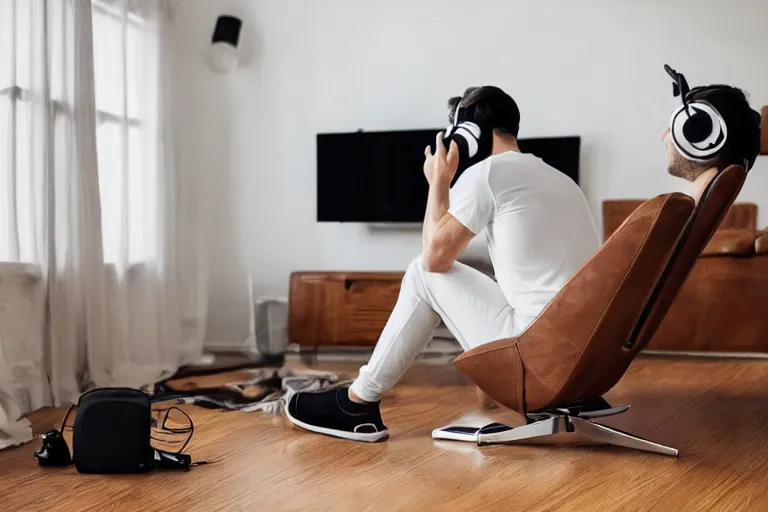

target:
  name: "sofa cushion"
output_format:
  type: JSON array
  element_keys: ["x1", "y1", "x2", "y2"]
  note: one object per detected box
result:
[
  {"x1": 756, "y1": 230, "x2": 768, "y2": 255},
  {"x1": 701, "y1": 229, "x2": 757, "y2": 257}
]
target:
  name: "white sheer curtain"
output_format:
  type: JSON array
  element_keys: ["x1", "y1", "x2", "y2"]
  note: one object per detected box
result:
[{"x1": 0, "y1": 0, "x2": 207, "y2": 450}]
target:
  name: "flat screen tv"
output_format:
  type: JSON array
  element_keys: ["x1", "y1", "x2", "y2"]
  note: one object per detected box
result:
[{"x1": 317, "y1": 129, "x2": 580, "y2": 223}]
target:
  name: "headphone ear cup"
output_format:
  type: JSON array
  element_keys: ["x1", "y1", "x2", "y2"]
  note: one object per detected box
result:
[
  {"x1": 441, "y1": 125, "x2": 455, "y2": 151},
  {"x1": 452, "y1": 122, "x2": 481, "y2": 158},
  {"x1": 457, "y1": 121, "x2": 481, "y2": 140},
  {"x1": 669, "y1": 102, "x2": 727, "y2": 162},
  {"x1": 669, "y1": 104, "x2": 694, "y2": 160},
  {"x1": 682, "y1": 110, "x2": 713, "y2": 144}
]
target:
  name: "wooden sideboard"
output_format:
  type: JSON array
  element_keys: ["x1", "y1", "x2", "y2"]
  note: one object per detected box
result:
[{"x1": 288, "y1": 271, "x2": 404, "y2": 348}]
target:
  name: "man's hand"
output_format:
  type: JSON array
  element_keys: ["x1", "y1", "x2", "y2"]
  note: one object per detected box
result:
[{"x1": 424, "y1": 132, "x2": 459, "y2": 186}]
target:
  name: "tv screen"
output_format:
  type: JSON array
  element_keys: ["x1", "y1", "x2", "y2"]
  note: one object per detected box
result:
[{"x1": 317, "y1": 129, "x2": 580, "y2": 223}]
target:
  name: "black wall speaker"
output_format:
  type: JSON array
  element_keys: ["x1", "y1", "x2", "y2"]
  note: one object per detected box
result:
[{"x1": 208, "y1": 15, "x2": 243, "y2": 73}]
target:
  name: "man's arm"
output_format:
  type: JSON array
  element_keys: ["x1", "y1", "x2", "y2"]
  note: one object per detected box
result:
[
  {"x1": 421, "y1": 132, "x2": 477, "y2": 273},
  {"x1": 422, "y1": 176, "x2": 475, "y2": 272}
]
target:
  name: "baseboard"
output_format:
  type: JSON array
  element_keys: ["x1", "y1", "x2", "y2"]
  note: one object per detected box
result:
[
  {"x1": 204, "y1": 340, "x2": 256, "y2": 353},
  {"x1": 643, "y1": 350, "x2": 768, "y2": 359},
  {"x1": 284, "y1": 337, "x2": 462, "y2": 364}
]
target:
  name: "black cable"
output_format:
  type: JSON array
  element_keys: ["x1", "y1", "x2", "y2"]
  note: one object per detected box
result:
[
  {"x1": 59, "y1": 404, "x2": 76, "y2": 433},
  {"x1": 151, "y1": 406, "x2": 194, "y2": 454}
]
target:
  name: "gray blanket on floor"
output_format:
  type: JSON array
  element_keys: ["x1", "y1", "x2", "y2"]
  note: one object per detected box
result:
[{"x1": 145, "y1": 368, "x2": 341, "y2": 416}]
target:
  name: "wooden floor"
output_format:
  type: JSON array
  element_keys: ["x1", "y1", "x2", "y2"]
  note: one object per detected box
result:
[{"x1": 3, "y1": 355, "x2": 768, "y2": 511}]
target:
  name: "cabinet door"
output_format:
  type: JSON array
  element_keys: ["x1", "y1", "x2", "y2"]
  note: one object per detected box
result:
[
  {"x1": 339, "y1": 277, "x2": 401, "y2": 345},
  {"x1": 288, "y1": 274, "x2": 344, "y2": 347},
  {"x1": 288, "y1": 273, "x2": 403, "y2": 348}
]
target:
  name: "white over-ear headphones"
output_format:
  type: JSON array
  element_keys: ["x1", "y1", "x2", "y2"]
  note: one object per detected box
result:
[
  {"x1": 442, "y1": 92, "x2": 495, "y2": 174},
  {"x1": 445, "y1": 106, "x2": 483, "y2": 158},
  {"x1": 665, "y1": 65, "x2": 728, "y2": 163}
]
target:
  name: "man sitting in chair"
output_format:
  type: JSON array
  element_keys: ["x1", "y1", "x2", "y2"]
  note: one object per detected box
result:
[
  {"x1": 285, "y1": 86, "x2": 600, "y2": 441},
  {"x1": 285, "y1": 80, "x2": 761, "y2": 443}
]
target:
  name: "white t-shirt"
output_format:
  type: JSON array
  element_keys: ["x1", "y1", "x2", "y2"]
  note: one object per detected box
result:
[{"x1": 447, "y1": 151, "x2": 600, "y2": 330}]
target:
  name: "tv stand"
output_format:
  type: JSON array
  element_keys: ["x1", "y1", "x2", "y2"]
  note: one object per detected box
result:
[{"x1": 288, "y1": 271, "x2": 404, "y2": 349}]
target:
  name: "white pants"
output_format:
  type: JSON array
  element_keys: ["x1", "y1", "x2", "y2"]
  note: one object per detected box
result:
[{"x1": 350, "y1": 256, "x2": 521, "y2": 403}]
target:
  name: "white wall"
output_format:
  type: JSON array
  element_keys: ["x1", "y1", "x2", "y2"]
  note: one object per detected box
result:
[{"x1": 173, "y1": 0, "x2": 768, "y2": 345}]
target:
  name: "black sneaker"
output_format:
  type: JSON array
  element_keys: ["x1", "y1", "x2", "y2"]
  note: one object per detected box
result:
[{"x1": 284, "y1": 386, "x2": 389, "y2": 442}]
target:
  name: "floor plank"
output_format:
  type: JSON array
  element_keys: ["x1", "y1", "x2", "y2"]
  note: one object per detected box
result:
[{"x1": 2, "y1": 356, "x2": 768, "y2": 511}]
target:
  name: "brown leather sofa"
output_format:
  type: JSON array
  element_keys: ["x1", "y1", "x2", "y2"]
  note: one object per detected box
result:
[{"x1": 603, "y1": 201, "x2": 768, "y2": 353}]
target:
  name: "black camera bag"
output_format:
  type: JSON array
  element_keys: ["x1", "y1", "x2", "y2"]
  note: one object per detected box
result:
[{"x1": 71, "y1": 387, "x2": 154, "y2": 474}]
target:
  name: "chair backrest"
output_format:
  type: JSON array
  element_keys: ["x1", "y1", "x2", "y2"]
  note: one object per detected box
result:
[
  {"x1": 512, "y1": 193, "x2": 695, "y2": 411},
  {"x1": 627, "y1": 165, "x2": 747, "y2": 353}
]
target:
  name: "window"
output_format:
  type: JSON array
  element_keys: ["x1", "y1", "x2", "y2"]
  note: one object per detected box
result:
[
  {"x1": 0, "y1": 0, "x2": 43, "y2": 263},
  {"x1": 0, "y1": 0, "x2": 156, "y2": 264},
  {"x1": 92, "y1": 0, "x2": 155, "y2": 264}
]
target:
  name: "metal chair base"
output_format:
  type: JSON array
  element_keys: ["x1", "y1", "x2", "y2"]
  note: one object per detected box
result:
[{"x1": 432, "y1": 399, "x2": 678, "y2": 457}]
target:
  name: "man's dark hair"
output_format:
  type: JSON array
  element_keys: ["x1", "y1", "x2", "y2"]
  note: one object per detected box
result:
[
  {"x1": 687, "y1": 85, "x2": 761, "y2": 171},
  {"x1": 448, "y1": 86, "x2": 521, "y2": 137}
]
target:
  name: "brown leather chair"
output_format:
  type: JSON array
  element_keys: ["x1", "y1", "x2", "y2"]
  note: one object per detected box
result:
[{"x1": 434, "y1": 165, "x2": 746, "y2": 456}]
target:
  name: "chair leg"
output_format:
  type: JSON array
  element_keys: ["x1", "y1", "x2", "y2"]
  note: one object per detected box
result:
[
  {"x1": 436, "y1": 406, "x2": 678, "y2": 457},
  {"x1": 568, "y1": 417, "x2": 678, "y2": 457}
]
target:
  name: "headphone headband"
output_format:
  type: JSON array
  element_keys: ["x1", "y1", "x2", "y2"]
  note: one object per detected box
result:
[
  {"x1": 665, "y1": 64, "x2": 690, "y2": 99},
  {"x1": 452, "y1": 100, "x2": 462, "y2": 126}
]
